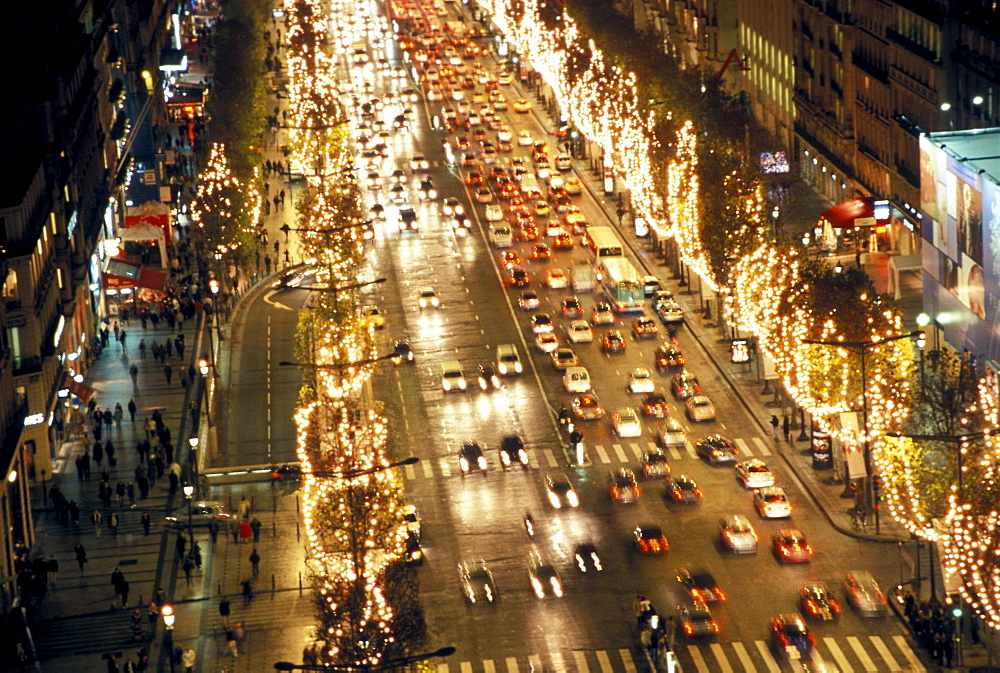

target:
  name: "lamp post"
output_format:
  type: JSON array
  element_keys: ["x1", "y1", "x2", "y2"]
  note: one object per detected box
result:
[
  {"x1": 188, "y1": 436, "x2": 199, "y2": 480},
  {"x1": 162, "y1": 603, "x2": 176, "y2": 672},
  {"x1": 273, "y1": 645, "x2": 456, "y2": 672},
  {"x1": 804, "y1": 329, "x2": 925, "y2": 534},
  {"x1": 183, "y1": 484, "x2": 195, "y2": 548},
  {"x1": 209, "y1": 278, "x2": 222, "y2": 342},
  {"x1": 279, "y1": 221, "x2": 374, "y2": 242},
  {"x1": 278, "y1": 277, "x2": 387, "y2": 294}
]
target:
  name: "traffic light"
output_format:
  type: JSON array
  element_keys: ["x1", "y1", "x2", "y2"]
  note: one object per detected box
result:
[{"x1": 952, "y1": 605, "x2": 963, "y2": 619}]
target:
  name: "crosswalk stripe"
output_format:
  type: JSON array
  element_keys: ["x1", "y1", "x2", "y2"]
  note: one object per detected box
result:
[
  {"x1": 822, "y1": 637, "x2": 854, "y2": 672},
  {"x1": 422, "y1": 459, "x2": 434, "y2": 479},
  {"x1": 550, "y1": 651, "x2": 566, "y2": 673},
  {"x1": 684, "y1": 441, "x2": 698, "y2": 459},
  {"x1": 735, "y1": 438, "x2": 752, "y2": 457},
  {"x1": 612, "y1": 443, "x2": 629, "y2": 462},
  {"x1": 618, "y1": 649, "x2": 636, "y2": 673},
  {"x1": 528, "y1": 655, "x2": 543, "y2": 673},
  {"x1": 892, "y1": 635, "x2": 926, "y2": 671},
  {"x1": 753, "y1": 640, "x2": 781, "y2": 673},
  {"x1": 543, "y1": 448, "x2": 559, "y2": 467},
  {"x1": 731, "y1": 642, "x2": 756, "y2": 672},
  {"x1": 752, "y1": 437, "x2": 771, "y2": 456},
  {"x1": 594, "y1": 444, "x2": 612, "y2": 463},
  {"x1": 869, "y1": 635, "x2": 899, "y2": 671},
  {"x1": 483, "y1": 660, "x2": 496, "y2": 673},
  {"x1": 460, "y1": 662, "x2": 473, "y2": 673},
  {"x1": 572, "y1": 650, "x2": 589, "y2": 673},
  {"x1": 440, "y1": 459, "x2": 452, "y2": 478},
  {"x1": 505, "y1": 656, "x2": 518, "y2": 673},
  {"x1": 629, "y1": 443, "x2": 644, "y2": 459},
  {"x1": 687, "y1": 644, "x2": 711, "y2": 673},
  {"x1": 596, "y1": 650, "x2": 614, "y2": 673},
  {"x1": 404, "y1": 464, "x2": 416, "y2": 480},
  {"x1": 709, "y1": 643, "x2": 734, "y2": 672},
  {"x1": 668, "y1": 446, "x2": 683, "y2": 460},
  {"x1": 847, "y1": 636, "x2": 878, "y2": 672},
  {"x1": 437, "y1": 664, "x2": 448, "y2": 673}
]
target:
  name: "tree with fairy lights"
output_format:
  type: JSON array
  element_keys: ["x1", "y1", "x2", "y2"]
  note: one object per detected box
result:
[{"x1": 190, "y1": 143, "x2": 256, "y2": 251}]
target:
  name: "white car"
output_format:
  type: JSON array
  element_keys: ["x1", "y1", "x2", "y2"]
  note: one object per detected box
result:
[
  {"x1": 735, "y1": 459, "x2": 775, "y2": 488},
  {"x1": 567, "y1": 320, "x2": 593, "y2": 343},
  {"x1": 656, "y1": 418, "x2": 686, "y2": 447},
  {"x1": 627, "y1": 368, "x2": 656, "y2": 394},
  {"x1": 546, "y1": 269, "x2": 569, "y2": 289},
  {"x1": 535, "y1": 333, "x2": 559, "y2": 353},
  {"x1": 517, "y1": 130, "x2": 533, "y2": 146},
  {"x1": 754, "y1": 486, "x2": 792, "y2": 518},
  {"x1": 485, "y1": 204, "x2": 504, "y2": 222},
  {"x1": 563, "y1": 367, "x2": 591, "y2": 393},
  {"x1": 612, "y1": 407, "x2": 643, "y2": 438},
  {"x1": 409, "y1": 155, "x2": 430, "y2": 171},
  {"x1": 443, "y1": 197, "x2": 464, "y2": 217},
  {"x1": 418, "y1": 289, "x2": 440, "y2": 309},
  {"x1": 497, "y1": 126, "x2": 514, "y2": 142}
]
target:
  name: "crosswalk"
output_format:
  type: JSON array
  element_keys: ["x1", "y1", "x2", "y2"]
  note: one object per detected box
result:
[
  {"x1": 400, "y1": 438, "x2": 771, "y2": 481},
  {"x1": 430, "y1": 635, "x2": 927, "y2": 673}
]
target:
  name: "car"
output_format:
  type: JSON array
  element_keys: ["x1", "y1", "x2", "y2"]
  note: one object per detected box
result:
[
  {"x1": 612, "y1": 407, "x2": 642, "y2": 437},
  {"x1": 719, "y1": 514, "x2": 758, "y2": 553},
  {"x1": 552, "y1": 232, "x2": 574, "y2": 249},
  {"x1": 551, "y1": 348, "x2": 578, "y2": 370},
  {"x1": 754, "y1": 486, "x2": 792, "y2": 518},
  {"x1": 591, "y1": 302, "x2": 616, "y2": 325},
  {"x1": 418, "y1": 289, "x2": 440, "y2": 308},
  {"x1": 678, "y1": 601, "x2": 720, "y2": 638},
  {"x1": 527, "y1": 555, "x2": 564, "y2": 598},
  {"x1": 632, "y1": 317, "x2": 659, "y2": 340},
  {"x1": 366, "y1": 172, "x2": 382, "y2": 190},
  {"x1": 360, "y1": 306, "x2": 386, "y2": 329},
  {"x1": 564, "y1": 177, "x2": 583, "y2": 194},
  {"x1": 391, "y1": 341, "x2": 415, "y2": 365},
  {"x1": 506, "y1": 267, "x2": 530, "y2": 287},
  {"x1": 666, "y1": 475, "x2": 703, "y2": 503},
  {"x1": 519, "y1": 291, "x2": 540, "y2": 310},
  {"x1": 165, "y1": 501, "x2": 231, "y2": 528},
  {"x1": 639, "y1": 449, "x2": 672, "y2": 478},
  {"x1": 271, "y1": 266, "x2": 318, "y2": 289},
  {"x1": 644, "y1": 407, "x2": 682, "y2": 442},
  {"x1": 545, "y1": 472, "x2": 580, "y2": 508},
  {"x1": 474, "y1": 187, "x2": 494, "y2": 203},
  {"x1": 418, "y1": 179, "x2": 437, "y2": 200},
  {"x1": 535, "y1": 332, "x2": 560, "y2": 353},
  {"x1": 533, "y1": 201, "x2": 551, "y2": 218},
  {"x1": 390, "y1": 168, "x2": 408, "y2": 185},
  {"x1": 676, "y1": 566, "x2": 727, "y2": 603},
  {"x1": 402, "y1": 504, "x2": 421, "y2": 541},
  {"x1": 442, "y1": 197, "x2": 465, "y2": 217},
  {"x1": 496, "y1": 344, "x2": 524, "y2": 376},
  {"x1": 641, "y1": 392, "x2": 669, "y2": 418},
  {"x1": 773, "y1": 528, "x2": 813, "y2": 563},
  {"x1": 560, "y1": 297, "x2": 583, "y2": 318},
  {"x1": 842, "y1": 570, "x2": 887, "y2": 617},
  {"x1": 499, "y1": 435, "x2": 530, "y2": 469},
  {"x1": 530, "y1": 313, "x2": 554, "y2": 334},
  {"x1": 602, "y1": 330, "x2": 627, "y2": 354},
  {"x1": 671, "y1": 371, "x2": 702, "y2": 399},
  {"x1": 409, "y1": 155, "x2": 430, "y2": 171},
  {"x1": 608, "y1": 468, "x2": 641, "y2": 503},
  {"x1": 685, "y1": 395, "x2": 717, "y2": 422},
  {"x1": 655, "y1": 344, "x2": 685, "y2": 371},
  {"x1": 458, "y1": 442, "x2": 488, "y2": 475},
  {"x1": 531, "y1": 243, "x2": 553, "y2": 260},
  {"x1": 517, "y1": 129, "x2": 534, "y2": 146},
  {"x1": 478, "y1": 364, "x2": 501, "y2": 391},
  {"x1": 388, "y1": 183, "x2": 407, "y2": 204},
  {"x1": 627, "y1": 368, "x2": 656, "y2": 394},
  {"x1": 567, "y1": 320, "x2": 593, "y2": 343},
  {"x1": 512, "y1": 98, "x2": 532, "y2": 112},
  {"x1": 485, "y1": 203, "x2": 504, "y2": 221},
  {"x1": 642, "y1": 276, "x2": 662, "y2": 297},
  {"x1": 656, "y1": 300, "x2": 684, "y2": 324},
  {"x1": 571, "y1": 393, "x2": 605, "y2": 420},
  {"x1": 696, "y1": 435, "x2": 739, "y2": 463},
  {"x1": 545, "y1": 268, "x2": 569, "y2": 289},
  {"x1": 735, "y1": 459, "x2": 776, "y2": 488},
  {"x1": 499, "y1": 250, "x2": 522, "y2": 268},
  {"x1": 770, "y1": 614, "x2": 816, "y2": 661},
  {"x1": 397, "y1": 206, "x2": 419, "y2": 231},
  {"x1": 563, "y1": 366, "x2": 591, "y2": 392},
  {"x1": 634, "y1": 525, "x2": 670, "y2": 554},
  {"x1": 799, "y1": 582, "x2": 841, "y2": 621},
  {"x1": 518, "y1": 223, "x2": 540, "y2": 241},
  {"x1": 573, "y1": 542, "x2": 603, "y2": 572},
  {"x1": 459, "y1": 560, "x2": 498, "y2": 603}
]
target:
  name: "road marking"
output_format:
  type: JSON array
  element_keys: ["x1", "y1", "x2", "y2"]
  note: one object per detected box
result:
[
  {"x1": 528, "y1": 655, "x2": 543, "y2": 673},
  {"x1": 595, "y1": 650, "x2": 614, "y2": 673},
  {"x1": 437, "y1": 664, "x2": 448, "y2": 673},
  {"x1": 753, "y1": 641, "x2": 782, "y2": 673},
  {"x1": 847, "y1": 636, "x2": 878, "y2": 671},
  {"x1": 543, "y1": 448, "x2": 559, "y2": 467},
  {"x1": 505, "y1": 657, "x2": 519, "y2": 673},
  {"x1": 549, "y1": 652, "x2": 566, "y2": 673},
  {"x1": 892, "y1": 635, "x2": 926, "y2": 671},
  {"x1": 612, "y1": 443, "x2": 629, "y2": 462},
  {"x1": 422, "y1": 459, "x2": 434, "y2": 479},
  {"x1": 629, "y1": 443, "x2": 644, "y2": 459},
  {"x1": 822, "y1": 637, "x2": 854, "y2": 672},
  {"x1": 735, "y1": 438, "x2": 751, "y2": 456},
  {"x1": 618, "y1": 649, "x2": 636, "y2": 673},
  {"x1": 572, "y1": 651, "x2": 589, "y2": 673},
  {"x1": 404, "y1": 464, "x2": 416, "y2": 480},
  {"x1": 668, "y1": 446, "x2": 683, "y2": 460},
  {"x1": 869, "y1": 636, "x2": 899, "y2": 671},
  {"x1": 594, "y1": 444, "x2": 612, "y2": 463},
  {"x1": 731, "y1": 642, "x2": 756, "y2": 671},
  {"x1": 709, "y1": 643, "x2": 734, "y2": 672},
  {"x1": 483, "y1": 660, "x2": 495, "y2": 673},
  {"x1": 686, "y1": 644, "x2": 710, "y2": 673},
  {"x1": 460, "y1": 662, "x2": 473, "y2": 673},
  {"x1": 752, "y1": 437, "x2": 772, "y2": 456},
  {"x1": 439, "y1": 459, "x2": 452, "y2": 478},
  {"x1": 684, "y1": 441, "x2": 699, "y2": 459}
]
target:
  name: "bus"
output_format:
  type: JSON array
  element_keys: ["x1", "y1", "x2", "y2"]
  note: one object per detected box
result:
[
  {"x1": 597, "y1": 257, "x2": 645, "y2": 312},
  {"x1": 586, "y1": 226, "x2": 625, "y2": 259}
]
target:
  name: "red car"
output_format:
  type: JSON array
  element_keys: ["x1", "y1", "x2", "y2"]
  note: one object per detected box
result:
[
  {"x1": 642, "y1": 392, "x2": 669, "y2": 418},
  {"x1": 632, "y1": 317, "x2": 659, "y2": 340},
  {"x1": 519, "y1": 224, "x2": 540, "y2": 241},
  {"x1": 656, "y1": 345, "x2": 686, "y2": 371},
  {"x1": 571, "y1": 393, "x2": 605, "y2": 420},
  {"x1": 531, "y1": 244, "x2": 553, "y2": 260},
  {"x1": 634, "y1": 525, "x2": 669, "y2": 554},
  {"x1": 772, "y1": 529, "x2": 813, "y2": 563},
  {"x1": 552, "y1": 232, "x2": 574, "y2": 249}
]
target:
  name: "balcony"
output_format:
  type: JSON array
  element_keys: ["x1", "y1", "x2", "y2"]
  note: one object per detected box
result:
[
  {"x1": 12, "y1": 356, "x2": 42, "y2": 376},
  {"x1": 886, "y1": 28, "x2": 939, "y2": 64},
  {"x1": 852, "y1": 51, "x2": 889, "y2": 83}
]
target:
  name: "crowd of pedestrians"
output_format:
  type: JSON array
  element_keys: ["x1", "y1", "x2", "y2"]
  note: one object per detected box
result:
[{"x1": 901, "y1": 590, "x2": 977, "y2": 668}]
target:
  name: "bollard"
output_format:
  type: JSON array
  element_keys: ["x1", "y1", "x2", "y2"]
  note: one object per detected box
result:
[
  {"x1": 296, "y1": 518, "x2": 300, "y2": 541},
  {"x1": 218, "y1": 582, "x2": 222, "y2": 596},
  {"x1": 299, "y1": 572, "x2": 303, "y2": 595},
  {"x1": 272, "y1": 520, "x2": 277, "y2": 537},
  {"x1": 296, "y1": 494, "x2": 300, "y2": 514},
  {"x1": 271, "y1": 574, "x2": 276, "y2": 596},
  {"x1": 273, "y1": 493, "x2": 278, "y2": 513}
]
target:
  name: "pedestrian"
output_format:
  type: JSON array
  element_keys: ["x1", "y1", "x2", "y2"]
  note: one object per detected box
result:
[
  {"x1": 219, "y1": 596, "x2": 231, "y2": 628},
  {"x1": 75, "y1": 543, "x2": 88, "y2": 570},
  {"x1": 127, "y1": 482, "x2": 135, "y2": 507},
  {"x1": 632, "y1": 594, "x2": 646, "y2": 628},
  {"x1": 182, "y1": 646, "x2": 196, "y2": 673},
  {"x1": 119, "y1": 329, "x2": 127, "y2": 352},
  {"x1": 175, "y1": 535, "x2": 186, "y2": 561},
  {"x1": 225, "y1": 627, "x2": 240, "y2": 659},
  {"x1": 782, "y1": 415, "x2": 791, "y2": 442},
  {"x1": 640, "y1": 627, "x2": 653, "y2": 656},
  {"x1": 249, "y1": 548, "x2": 261, "y2": 577},
  {"x1": 141, "y1": 512, "x2": 151, "y2": 536},
  {"x1": 107, "y1": 442, "x2": 117, "y2": 467},
  {"x1": 193, "y1": 542, "x2": 202, "y2": 569},
  {"x1": 138, "y1": 339, "x2": 146, "y2": 359},
  {"x1": 239, "y1": 519, "x2": 252, "y2": 543},
  {"x1": 91, "y1": 509, "x2": 103, "y2": 537},
  {"x1": 129, "y1": 364, "x2": 139, "y2": 388},
  {"x1": 182, "y1": 556, "x2": 194, "y2": 585},
  {"x1": 109, "y1": 512, "x2": 119, "y2": 536},
  {"x1": 103, "y1": 408, "x2": 113, "y2": 429},
  {"x1": 179, "y1": 366, "x2": 188, "y2": 389},
  {"x1": 119, "y1": 579, "x2": 130, "y2": 608},
  {"x1": 93, "y1": 442, "x2": 104, "y2": 466},
  {"x1": 114, "y1": 403, "x2": 124, "y2": 427},
  {"x1": 163, "y1": 362, "x2": 173, "y2": 384},
  {"x1": 770, "y1": 415, "x2": 779, "y2": 441},
  {"x1": 107, "y1": 654, "x2": 120, "y2": 673},
  {"x1": 208, "y1": 517, "x2": 220, "y2": 543},
  {"x1": 238, "y1": 497, "x2": 251, "y2": 519},
  {"x1": 241, "y1": 578, "x2": 253, "y2": 605},
  {"x1": 137, "y1": 475, "x2": 149, "y2": 499},
  {"x1": 250, "y1": 515, "x2": 262, "y2": 542},
  {"x1": 231, "y1": 519, "x2": 240, "y2": 543},
  {"x1": 664, "y1": 616, "x2": 677, "y2": 653}
]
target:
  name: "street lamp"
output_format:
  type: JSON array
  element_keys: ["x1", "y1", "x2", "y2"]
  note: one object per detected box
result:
[
  {"x1": 274, "y1": 645, "x2": 456, "y2": 672},
  {"x1": 198, "y1": 357, "x2": 210, "y2": 376},
  {"x1": 189, "y1": 436, "x2": 199, "y2": 478},
  {"x1": 278, "y1": 277, "x2": 387, "y2": 294},
  {"x1": 279, "y1": 353, "x2": 397, "y2": 370},
  {"x1": 310, "y1": 456, "x2": 420, "y2": 480},
  {"x1": 183, "y1": 484, "x2": 195, "y2": 547},
  {"x1": 279, "y1": 221, "x2": 374, "y2": 241},
  {"x1": 162, "y1": 603, "x2": 176, "y2": 671},
  {"x1": 803, "y1": 329, "x2": 925, "y2": 534}
]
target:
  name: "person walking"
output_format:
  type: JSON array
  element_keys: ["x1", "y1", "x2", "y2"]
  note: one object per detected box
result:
[
  {"x1": 181, "y1": 646, "x2": 196, "y2": 673},
  {"x1": 249, "y1": 548, "x2": 261, "y2": 578},
  {"x1": 75, "y1": 543, "x2": 88, "y2": 570},
  {"x1": 47, "y1": 555, "x2": 59, "y2": 586},
  {"x1": 108, "y1": 511, "x2": 119, "y2": 536},
  {"x1": 127, "y1": 399, "x2": 137, "y2": 424},
  {"x1": 91, "y1": 509, "x2": 103, "y2": 537},
  {"x1": 782, "y1": 415, "x2": 791, "y2": 442},
  {"x1": 179, "y1": 366, "x2": 188, "y2": 389},
  {"x1": 114, "y1": 403, "x2": 124, "y2": 428},
  {"x1": 239, "y1": 519, "x2": 252, "y2": 543},
  {"x1": 138, "y1": 339, "x2": 147, "y2": 359},
  {"x1": 129, "y1": 364, "x2": 139, "y2": 388},
  {"x1": 208, "y1": 517, "x2": 220, "y2": 543},
  {"x1": 250, "y1": 515, "x2": 262, "y2": 542},
  {"x1": 119, "y1": 329, "x2": 128, "y2": 352},
  {"x1": 241, "y1": 578, "x2": 253, "y2": 605},
  {"x1": 175, "y1": 535, "x2": 186, "y2": 561},
  {"x1": 770, "y1": 415, "x2": 780, "y2": 442},
  {"x1": 182, "y1": 556, "x2": 194, "y2": 586},
  {"x1": 632, "y1": 594, "x2": 646, "y2": 628},
  {"x1": 163, "y1": 362, "x2": 173, "y2": 385},
  {"x1": 141, "y1": 512, "x2": 151, "y2": 536},
  {"x1": 219, "y1": 596, "x2": 231, "y2": 628}
]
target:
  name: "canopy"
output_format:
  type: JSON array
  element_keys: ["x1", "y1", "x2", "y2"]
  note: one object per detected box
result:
[{"x1": 819, "y1": 198, "x2": 875, "y2": 228}]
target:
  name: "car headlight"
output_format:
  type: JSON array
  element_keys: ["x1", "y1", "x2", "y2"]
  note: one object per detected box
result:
[
  {"x1": 443, "y1": 380, "x2": 452, "y2": 390},
  {"x1": 459, "y1": 457, "x2": 469, "y2": 471},
  {"x1": 531, "y1": 577, "x2": 544, "y2": 598},
  {"x1": 547, "y1": 492, "x2": 561, "y2": 508},
  {"x1": 518, "y1": 449, "x2": 528, "y2": 463},
  {"x1": 567, "y1": 491, "x2": 579, "y2": 508},
  {"x1": 477, "y1": 456, "x2": 487, "y2": 469},
  {"x1": 498, "y1": 363, "x2": 508, "y2": 374},
  {"x1": 551, "y1": 578, "x2": 563, "y2": 597},
  {"x1": 515, "y1": 362, "x2": 523, "y2": 373},
  {"x1": 458, "y1": 378, "x2": 466, "y2": 390}
]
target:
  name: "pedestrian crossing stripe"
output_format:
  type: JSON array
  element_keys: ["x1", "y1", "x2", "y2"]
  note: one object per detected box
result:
[
  {"x1": 683, "y1": 441, "x2": 698, "y2": 459},
  {"x1": 611, "y1": 443, "x2": 629, "y2": 462},
  {"x1": 435, "y1": 649, "x2": 639, "y2": 673},
  {"x1": 752, "y1": 436, "x2": 772, "y2": 456},
  {"x1": 735, "y1": 438, "x2": 751, "y2": 457}
]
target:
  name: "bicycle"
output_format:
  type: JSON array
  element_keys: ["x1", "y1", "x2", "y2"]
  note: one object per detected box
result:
[{"x1": 849, "y1": 507, "x2": 868, "y2": 532}]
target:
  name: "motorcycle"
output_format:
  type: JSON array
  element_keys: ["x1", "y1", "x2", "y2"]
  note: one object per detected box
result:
[{"x1": 524, "y1": 512, "x2": 535, "y2": 539}]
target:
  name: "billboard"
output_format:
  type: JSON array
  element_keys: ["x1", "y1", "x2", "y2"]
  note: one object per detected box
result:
[{"x1": 919, "y1": 133, "x2": 1000, "y2": 359}]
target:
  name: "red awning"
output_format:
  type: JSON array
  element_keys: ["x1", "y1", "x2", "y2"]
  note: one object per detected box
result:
[
  {"x1": 819, "y1": 198, "x2": 875, "y2": 228},
  {"x1": 137, "y1": 268, "x2": 168, "y2": 292},
  {"x1": 66, "y1": 379, "x2": 95, "y2": 404}
]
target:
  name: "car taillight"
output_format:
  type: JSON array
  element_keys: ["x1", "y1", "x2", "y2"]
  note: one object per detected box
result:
[
  {"x1": 673, "y1": 488, "x2": 682, "y2": 499},
  {"x1": 690, "y1": 588, "x2": 702, "y2": 600},
  {"x1": 634, "y1": 485, "x2": 642, "y2": 498},
  {"x1": 710, "y1": 620, "x2": 719, "y2": 633},
  {"x1": 694, "y1": 488, "x2": 703, "y2": 497},
  {"x1": 639, "y1": 540, "x2": 649, "y2": 553},
  {"x1": 808, "y1": 633, "x2": 817, "y2": 646},
  {"x1": 777, "y1": 632, "x2": 789, "y2": 646},
  {"x1": 611, "y1": 486, "x2": 621, "y2": 498},
  {"x1": 714, "y1": 587, "x2": 727, "y2": 602},
  {"x1": 876, "y1": 590, "x2": 886, "y2": 604},
  {"x1": 830, "y1": 598, "x2": 841, "y2": 612},
  {"x1": 683, "y1": 623, "x2": 694, "y2": 635},
  {"x1": 805, "y1": 598, "x2": 818, "y2": 614}
]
